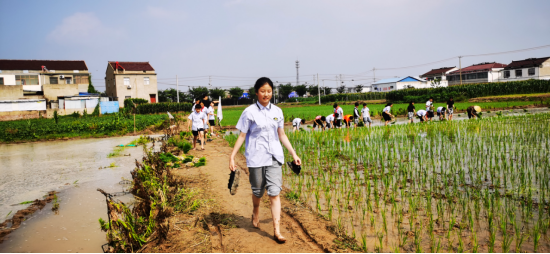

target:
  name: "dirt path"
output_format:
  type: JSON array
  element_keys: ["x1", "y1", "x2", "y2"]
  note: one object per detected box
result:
[{"x1": 164, "y1": 138, "x2": 353, "y2": 253}]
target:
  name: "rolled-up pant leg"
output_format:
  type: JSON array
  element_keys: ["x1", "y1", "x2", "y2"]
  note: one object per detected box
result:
[{"x1": 249, "y1": 158, "x2": 283, "y2": 198}]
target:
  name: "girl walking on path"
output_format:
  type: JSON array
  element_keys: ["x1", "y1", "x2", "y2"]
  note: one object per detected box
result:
[
  {"x1": 187, "y1": 106, "x2": 207, "y2": 150},
  {"x1": 229, "y1": 77, "x2": 302, "y2": 243},
  {"x1": 382, "y1": 103, "x2": 394, "y2": 126}
]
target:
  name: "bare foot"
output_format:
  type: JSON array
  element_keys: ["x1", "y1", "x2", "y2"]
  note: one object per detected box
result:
[
  {"x1": 274, "y1": 231, "x2": 286, "y2": 243},
  {"x1": 251, "y1": 213, "x2": 260, "y2": 228},
  {"x1": 192, "y1": 148, "x2": 197, "y2": 151}
]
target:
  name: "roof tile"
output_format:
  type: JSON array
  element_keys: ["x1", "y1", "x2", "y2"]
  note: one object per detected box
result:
[
  {"x1": 449, "y1": 62, "x2": 506, "y2": 74},
  {"x1": 109, "y1": 61, "x2": 155, "y2": 71},
  {"x1": 504, "y1": 57, "x2": 550, "y2": 70},
  {"x1": 0, "y1": 59, "x2": 88, "y2": 71}
]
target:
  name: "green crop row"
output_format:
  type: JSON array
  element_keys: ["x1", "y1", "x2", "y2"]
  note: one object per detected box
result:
[
  {"x1": 136, "y1": 102, "x2": 193, "y2": 114},
  {"x1": 0, "y1": 114, "x2": 167, "y2": 142},
  {"x1": 293, "y1": 92, "x2": 388, "y2": 103},
  {"x1": 124, "y1": 98, "x2": 149, "y2": 108}
]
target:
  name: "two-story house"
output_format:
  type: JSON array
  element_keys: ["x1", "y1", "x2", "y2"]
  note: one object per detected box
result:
[
  {"x1": 447, "y1": 62, "x2": 506, "y2": 86},
  {"x1": 419, "y1": 67, "x2": 458, "y2": 87},
  {"x1": 105, "y1": 61, "x2": 158, "y2": 107},
  {"x1": 499, "y1": 57, "x2": 550, "y2": 81}
]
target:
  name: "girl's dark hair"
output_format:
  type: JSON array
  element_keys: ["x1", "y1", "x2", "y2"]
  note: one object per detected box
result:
[
  {"x1": 333, "y1": 103, "x2": 338, "y2": 108},
  {"x1": 386, "y1": 103, "x2": 393, "y2": 106},
  {"x1": 334, "y1": 113, "x2": 339, "y2": 118},
  {"x1": 254, "y1": 77, "x2": 274, "y2": 91},
  {"x1": 355, "y1": 102, "x2": 359, "y2": 106},
  {"x1": 301, "y1": 119, "x2": 306, "y2": 124},
  {"x1": 363, "y1": 103, "x2": 367, "y2": 106},
  {"x1": 321, "y1": 116, "x2": 326, "y2": 121},
  {"x1": 409, "y1": 101, "x2": 414, "y2": 106}
]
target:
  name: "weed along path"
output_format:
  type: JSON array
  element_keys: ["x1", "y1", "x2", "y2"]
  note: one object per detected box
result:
[
  {"x1": 161, "y1": 138, "x2": 355, "y2": 253},
  {"x1": 0, "y1": 136, "x2": 158, "y2": 252}
]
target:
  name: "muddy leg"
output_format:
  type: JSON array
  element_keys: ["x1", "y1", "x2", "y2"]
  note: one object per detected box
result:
[
  {"x1": 269, "y1": 195, "x2": 285, "y2": 241},
  {"x1": 252, "y1": 194, "x2": 260, "y2": 227}
]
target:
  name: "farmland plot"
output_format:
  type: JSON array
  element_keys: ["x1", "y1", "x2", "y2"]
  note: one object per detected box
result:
[{"x1": 283, "y1": 113, "x2": 550, "y2": 252}]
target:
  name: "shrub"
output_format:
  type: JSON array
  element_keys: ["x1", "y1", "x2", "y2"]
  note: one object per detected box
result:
[{"x1": 124, "y1": 98, "x2": 149, "y2": 109}]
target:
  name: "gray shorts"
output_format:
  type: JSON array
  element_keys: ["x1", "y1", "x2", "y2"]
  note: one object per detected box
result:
[
  {"x1": 248, "y1": 158, "x2": 283, "y2": 198},
  {"x1": 363, "y1": 117, "x2": 372, "y2": 123},
  {"x1": 448, "y1": 108, "x2": 454, "y2": 115},
  {"x1": 408, "y1": 112, "x2": 414, "y2": 119},
  {"x1": 354, "y1": 118, "x2": 359, "y2": 124}
]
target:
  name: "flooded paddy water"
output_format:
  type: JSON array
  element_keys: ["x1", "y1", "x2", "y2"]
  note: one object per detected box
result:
[{"x1": 0, "y1": 136, "x2": 160, "y2": 252}]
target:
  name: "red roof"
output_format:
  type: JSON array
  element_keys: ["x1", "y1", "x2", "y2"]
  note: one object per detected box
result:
[
  {"x1": 449, "y1": 62, "x2": 507, "y2": 74},
  {"x1": 420, "y1": 67, "x2": 456, "y2": 77},
  {"x1": 109, "y1": 61, "x2": 155, "y2": 71},
  {"x1": 0, "y1": 59, "x2": 88, "y2": 71},
  {"x1": 504, "y1": 57, "x2": 550, "y2": 70}
]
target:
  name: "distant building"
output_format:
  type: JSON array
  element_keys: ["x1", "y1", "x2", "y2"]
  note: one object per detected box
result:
[
  {"x1": 372, "y1": 76, "x2": 427, "y2": 92},
  {"x1": 498, "y1": 57, "x2": 550, "y2": 81},
  {"x1": 447, "y1": 62, "x2": 506, "y2": 86},
  {"x1": 105, "y1": 61, "x2": 157, "y2": 107},
  {"x1": 0, "y1": 59, "x2": 90, "y2": 98},
  {"x1": 419, "y1": 67, "x2": 458, "y2": 87}
]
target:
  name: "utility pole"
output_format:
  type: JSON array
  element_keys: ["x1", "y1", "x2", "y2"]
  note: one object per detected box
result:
[
  {"x1": 176, "y1": 75, "x2": 179, "y2": 103},
  {"x1": 459, "y1": 56, "x2": 463, "y2": 86},
  {"x1": 373, "y1": 67, "x2": 376, "y2": 83},
  {"x1": 295, "y1": 60, "x2": 300, "y2": 86},
  {"x1": 317, "y1": 73, "x2": 320, "y2": 105}
]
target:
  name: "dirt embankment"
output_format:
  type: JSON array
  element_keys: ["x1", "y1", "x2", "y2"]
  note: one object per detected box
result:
[
  {"x1": 142, "y1": 138, "x2": 359, "y2": 253},
  {"x1": 0, "y1": 191, "x2": 57, "y2": 243}
]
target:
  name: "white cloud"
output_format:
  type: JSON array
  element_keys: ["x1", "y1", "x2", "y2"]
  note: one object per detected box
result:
[{"x1": 47, "y1": 12, "x2": 123, "y2": 46}]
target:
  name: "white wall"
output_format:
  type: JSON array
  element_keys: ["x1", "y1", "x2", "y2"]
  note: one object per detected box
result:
[
  {"x1": 0, "y1": 74, "x2": 16, "y2": 85},
  {"x1": 497, "y1": 67, "x2": 544, "y2": 82}
]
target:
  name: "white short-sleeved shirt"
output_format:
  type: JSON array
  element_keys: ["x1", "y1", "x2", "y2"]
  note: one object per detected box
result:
[
  {"x1": 326, "y1": 114, "x2": 334, "y2": 123},
  {"x1": 361, "y1": 107, "x2": 370, "y2": 118},
  {"x1": 426, "y1": 101, "x2": 433, "y2": 111},
  {"x1": 188, "y1": 111, "x2": 207, "y2": 131},
  {"x1": 417, "y1": 110, "x2": 427, "y2": 117},
  {"x1": 207, "y1": 106, "x2": 215, "y2": 120},
  {"x1": 236, "y1": 102, "x2": 285, "y2": 167},
  {"x1": 382, "y1": 106, "x2": 391, "y2": 113},
  {"x1": 292, "y1": 118, "x2": 302, "y2": 129},
  {"x1": 334, "y1": 107, "x2": 344, "y2": 119},
  {"x1": 437, "y1": 107, "x2": 444, "y2": 113}
]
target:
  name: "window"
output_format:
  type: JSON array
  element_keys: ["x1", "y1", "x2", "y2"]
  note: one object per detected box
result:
[
  {"x1": 65, "y1": 77, "x2": 72, "y2": 84},
  {"x1": 16, "y1": 75, "x2": 39, "y2": 85},
  {"x1": 125, "y1": 96, "x2": 131, "y2": 99},
  {"x1": 0, "y1": 77, "x2": 3, "y2": 85},
  {"x1": 124, "y1": 77, "x2": 130, "y2": 85},
  {"x1": 50, "y1": 77, "x2": 58, "y2": 84},
  {"x1": 477, "y1": 72, "x2": 488, "y2": 79},
  {"x1": 144, "y1": 77, "x2": 150, "y2": 85},
  {"x1": 528, "y1": 68, "x2": 535, "y2": 76},
  {"x1": 75, "y1": 75, "x2": 89, "y2": 84},
  {"x1": 515, "y1": 69, "x2": 522, "y2": 77},
  {"x1": 504, "y1": 71, "x2": 510, "y2": 78}
]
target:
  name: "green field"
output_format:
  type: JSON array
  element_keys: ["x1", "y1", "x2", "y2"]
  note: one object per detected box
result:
[
  {"x1": 219, "y1": 101, "x2": 540, "y2": 126},
  {"x1": 0, "y1": 114, "x2": 167, "y2": 142}
]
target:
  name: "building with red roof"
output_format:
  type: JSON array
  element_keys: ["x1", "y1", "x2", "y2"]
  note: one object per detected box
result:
[
  {"x1": 105, "y1": 61, "x2": 158, "y2": 107},
  {"x1": 447, "y1": 62, "x2": 507, "y2": 86},
  {"x1": 498, "y1": 57, "x2": 550, "y2": 82},
  {"x1": 419, "y1": 66, "x2": 458, "y2": 87}
]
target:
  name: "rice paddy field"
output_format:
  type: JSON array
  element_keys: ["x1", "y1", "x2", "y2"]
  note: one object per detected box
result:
[
  {"x1": 282, "y1": 113, "x2": 550, "y2": 252},
  {"x1": 219, "y1": 101, "x2": 542, "y2": 126}
]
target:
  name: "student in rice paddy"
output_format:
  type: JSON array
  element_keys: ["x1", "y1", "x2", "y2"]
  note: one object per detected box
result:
[
  {"x1": 436, "y1": 106, "x2": 447, "y2": 120},
  {"x1": 447, "y1": 97, "x2": 455, "y2": 120},
  {"x1": 467, "y1": 105, "x2": 481, "y2": 119},
  {"x1": 229, "y1": 77, "x2": 302, "y2": 243},
  {"x1": 353, "y1": 102, "x2": 360, "y2": 127},
  {"x1": 292, "y1": 118, "x2": 306, "y2": 132},
  {"x1": 313, "y1": 115, "x2": 326, "y2": 131},
  {"x1": 407, "y1": 101, "x2": 416, "y2": 124},
  {"x1": 343, "y1": 114, "x2": 354, "y2": 128},
  {"x1": 382, "y1": 103, "x2": 394, "y2": 126},
  {"x1": 333, "y1": 103, "x2": 343, "y2": 128},
  {"x1": 416, "y1": 109, "x2": 428, "y2": 122},
  {"x1": 325, "y1": 114, "x2": 335, "y2": 129},
  {"x1": 360, "y1": 103, "x2": 372, "y2": 127},
  {"x1": 426, "y1": 97, "x2": 435, "y2": 121}
]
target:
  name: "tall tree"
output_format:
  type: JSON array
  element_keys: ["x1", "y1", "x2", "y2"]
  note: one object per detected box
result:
[
  {"x1": 87, "y1": 74, "x2": 99, "y2": 93},
  {"x1": 228, "y1": 87, "x2": 244, "y2": 99},
  {"x1": 278, "y1": 83, "x2": 294, "y2": 99},
  {"x1": 354, "y1": 84, "x2": 364, "y2": 93},
  {"x1": 188, "y1": 87, "x2": 209, "y2": 100},
  {"x1": 336, "y1": 85, "x2": 346, "y2": 94},
  {"x1": 209, "y1": 87, "x2": 226, "y2": 99},
  {"x1": 308, "y1": 85, "x2": 319, "y2": 96},
  {"x1": 248, "y1": 87, "x2": 256, "y2": 100},
  {"x1": 294, "y1": 84, "x2": 308, "y2": 97},
  {"x1": 321, "y1": 87, "x2": 332, "y2": 95}
]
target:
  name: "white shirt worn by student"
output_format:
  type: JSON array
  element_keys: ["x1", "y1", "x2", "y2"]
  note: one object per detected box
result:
[
  {"x1": 426, "y1": 100, "x2": 433, "y2": 111},
  {"x1": 326, "y1": 114, "x2": 334, "y2": 124},
  {"x1": 208, "y1": 106, "x2": 215, "y2": 120},
  {"x1": 361, "y1": 107, "x2": 370, "y2": 118},
  {"x1": 417, "y1": 110, "x2": 427, "y2": 117},
  {"x1": 236, "y1": 102, "x2": 285, "y2": 167},
  {"x1": 292, "y1": 118, "x2": 302, "y2": 129},
  {"x1": 382, "y1": 106, "x2": 391, "y2": 113},
  {"x1": 188, "y1": 111, "x2": 207, "y2": 131},
  {"x1": 437, "y1": 107, "x2": 444, "y2": 113},
  {"x1": 334, "y1": 107, "x2": 344, "y2": 119}
]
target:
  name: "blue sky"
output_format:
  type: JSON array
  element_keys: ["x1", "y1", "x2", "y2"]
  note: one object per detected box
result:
[{"x1": 1, "y1": 0, "x2": 550, "y2": 91}]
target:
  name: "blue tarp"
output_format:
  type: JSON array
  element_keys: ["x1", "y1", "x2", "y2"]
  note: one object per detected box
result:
[
  {"x1": 288, "y1": 92, "x2": 298, "y2": 98},
  {"x1": 100, "y1": 101, "x2": 119, "y2": 114},
  {"x1": 240, "y1": 92, "x2": 249, "y2": 99}
]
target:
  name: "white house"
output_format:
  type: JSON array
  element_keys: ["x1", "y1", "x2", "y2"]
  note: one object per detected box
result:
[
  {"x1": 498, "y1": 57, "x2": 550, "y2": 82},
  {"x1": 447, "y1": 62, "x2": 506, "y2": 86},
  {"x1": 419, "y1": 67, "x2": 458, "y2": 87},
  {"x1": 372, "y1": 76, "x2": 428, "y2": 92}
]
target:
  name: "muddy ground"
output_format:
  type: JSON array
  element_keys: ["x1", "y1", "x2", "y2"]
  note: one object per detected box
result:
[{"x1": 140, "y1": 137, "x2": 359, "y2": 253}]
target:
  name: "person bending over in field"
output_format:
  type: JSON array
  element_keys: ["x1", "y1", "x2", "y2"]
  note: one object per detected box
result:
[
  {"x1": 416, "y1": 109, "x2": 428, "y2": 123},
  {"x1": 343, "y1": 114, "x2": 354, "y2": 128},
  {"x1": 187, "y1": 106, "x2": 207, "y2": 150},
  {"x1": 467, "y1": 106, "x2": 481, "y2": 119},
  {"x1": 407, "y1": 101, "x2": 416, "y2": 124},
  {"x1": 426, "y1": 98, "x2": 434, "y2": 121},
  {"x1": 313, "y1": 115, "x2": 326, "y2": 131},
  {"x1": 325, "y1": 114, "x2": 335, "y2": 129},
  {"x1": 292, "y1": 118, "x2": 306, "y2": 132},
  {"x1": 333, "y1": 103, "x2": 343, "y2": 128},
  {"x1": 382, "y1": 103, "x2": 393, "y2": 126},
  {"x1": 436, "y1": 106, "x2": 447, "y2": 121},
  {"x1": 446, "y1": 97, "x2": 455, "y2": 120},
  {"x1": 361, "y1": 103, "x2": 372, "y2": 127}
]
